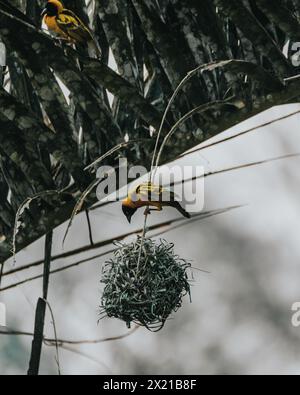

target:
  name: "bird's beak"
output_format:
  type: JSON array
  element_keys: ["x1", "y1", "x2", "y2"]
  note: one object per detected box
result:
[
  {"x1": 41, "y1": 8, "x2": 47, "y2": 17},
  {"x1": 127, "y1": 216, "x2": 131, "y2": 224}
]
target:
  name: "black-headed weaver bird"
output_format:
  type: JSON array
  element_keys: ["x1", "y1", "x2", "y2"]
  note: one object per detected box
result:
[
  {"x1": 42, "y1": 0, "x2": 101, "y2": 58},
  {"x1": 122, "y1": 182, "x2": 191, "y2": 223}
]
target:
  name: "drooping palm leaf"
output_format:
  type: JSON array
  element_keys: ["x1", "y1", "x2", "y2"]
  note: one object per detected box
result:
[{"x1": 0, "y1": 0, "x2": 299, "y2": 262}]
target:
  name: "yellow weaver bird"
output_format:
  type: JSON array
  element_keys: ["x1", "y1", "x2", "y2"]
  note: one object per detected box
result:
[
  {"x1": 122, "y1": 182, "x2": 191, "y2": 223},
  {"x1": 42, "y1": 0, "x2": 101, "y2": 58}
]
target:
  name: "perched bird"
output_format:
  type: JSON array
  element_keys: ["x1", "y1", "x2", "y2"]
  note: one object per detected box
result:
[
  {"x1": 122, "y1": 182, "x2": 191, "y2": 223},
  {"x1": 41, "y1": 0, "x2": 101, "y2": 58}
]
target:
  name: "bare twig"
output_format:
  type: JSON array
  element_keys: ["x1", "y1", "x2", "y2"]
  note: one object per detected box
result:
[
  {"x1": 84, "y1": 139, "x2": 151, "y2": 172},
  {"x1": 0, "y1": 325, "x2": 139, "y2": 346},
  {"x1": 27, "y1": 231, "x2": 53, "y2": 376},
  {"x1": 85, "y1": 210, "x2": 94, "y2": 246},
  {"x1": 62, "y1": 179, "x2": 100, "y2": 247},
  {"x1": 0, "y1": 262, "x2": 4, "y2": 287},
  {"x1": 179, "y1": 110, "x2": 300, "y2": 159},
  {"x1": 44, "y1": 300, "x2": 61, "y2": 375}
]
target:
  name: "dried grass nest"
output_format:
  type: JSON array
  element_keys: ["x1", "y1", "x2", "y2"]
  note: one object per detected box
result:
[{"x1": 100, "y1": 237, "x2": 192, "y2": 331}]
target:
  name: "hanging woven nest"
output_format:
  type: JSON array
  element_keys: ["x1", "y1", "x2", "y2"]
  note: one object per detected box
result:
[{"x1": 100, "y1": 237, "x2": 192, "y2": 331}]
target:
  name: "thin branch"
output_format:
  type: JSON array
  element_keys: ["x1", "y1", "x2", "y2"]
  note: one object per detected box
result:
[
  {"x1": 27, "y1": 231, "x2": 53, "y2": 376},
  {"x1": 0, "y1": 262, "x2": 4, "y2": 287},
  {"x1": 45, "y1": 325, "x2": 139, "y2": 346},
  {"x1": 179, "y1": 109, "x2": 300, "y2": 159},
  {"x1": 85, "y1": 210, "x2": 94, "y2": 247},
  {"x1": 0, "y1": 325, "x2": 139, "y2": 346},
  {"x1": 54, "y1": 344, "x2": 112, "y2": 372},
  {"x1": 62, "y1": 179, "x2": 100, "y2": 247},
  {"x1": 84, "y1": 139, "x2": 151, "y2": 172},
  {"x1": 44, "y1": 300, "x2": 61, "y2": 375}
]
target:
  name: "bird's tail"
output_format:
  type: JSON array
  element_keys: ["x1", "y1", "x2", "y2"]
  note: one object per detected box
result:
[{"x1": 171, "y1": 202, "x2": 191, "y2": 219}]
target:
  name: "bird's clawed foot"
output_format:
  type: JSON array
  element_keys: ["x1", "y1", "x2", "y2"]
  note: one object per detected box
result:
[
  {"x1": 144, "y1": 208, "x2": 162, "y2": 216},
  {"x1": 144, "y1": 208, "x2": 151, "y2": 216}
]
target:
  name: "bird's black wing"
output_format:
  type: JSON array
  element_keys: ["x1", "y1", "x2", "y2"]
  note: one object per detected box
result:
[{"x1": 56, "y1": 9, "x2": 93, "y2": 43}]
